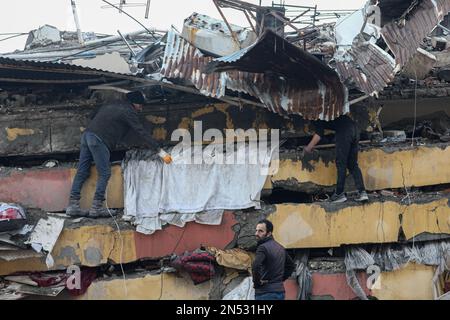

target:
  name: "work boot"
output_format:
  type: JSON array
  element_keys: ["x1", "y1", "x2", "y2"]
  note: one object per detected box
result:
[
  {"x1": 65, "y1": 199, "x2": 88, "y2": 217},
  {"x1": 88, "y1": 199, "x2": 116, "y2": 218},
  {"x1": 329, "y1": 192, "x2": 347, "y2": 203},
  {"x1": 355, "y1": 190, "x2": 369, "y2": 202}
]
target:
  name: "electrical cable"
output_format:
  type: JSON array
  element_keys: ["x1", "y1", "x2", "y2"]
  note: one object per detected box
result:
[{"x1": 105, "y1": 191, "x2": 128, "y2": 297}]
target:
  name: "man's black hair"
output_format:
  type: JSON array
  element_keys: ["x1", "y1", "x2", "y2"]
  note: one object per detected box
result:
[
  {"x1": 126, "y1": 90, "x2": 146, "y2": 105},
  {"x1": 257, "y1": 219, "x2": 273, "y2": 233}
]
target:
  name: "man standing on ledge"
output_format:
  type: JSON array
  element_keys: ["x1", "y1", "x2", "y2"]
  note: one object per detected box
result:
[
  {"x1": 252, "y1": 219, "x2": 295, "y2": 300},
  {"x1": 66, "y1": 90, "x2": 172, "y2": 218},
  {"x1": 305, "y1": 114, "x2": 368, "y2": 203}
]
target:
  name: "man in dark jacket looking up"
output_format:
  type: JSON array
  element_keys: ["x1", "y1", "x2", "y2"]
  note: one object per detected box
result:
[
  {"x1": 252, "y1": 219, "x2": 295, "y2": 300},
  {"x1": 66, "y1": 90, "x2": 172, "y2": 218}
]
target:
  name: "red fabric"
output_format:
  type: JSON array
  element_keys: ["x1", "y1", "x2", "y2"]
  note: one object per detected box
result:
[
  {"x1": 445, "y1": 280, "x2": 450, "y2": 293},
  {"x1": 28, "y1": 268, "x2": 97, "y2": 296},
  {"x1": 67, "y1": 268, "x2": 98, "y2": 296},
  {"x1": 171, "y1": 252, "x2": 216, "y2": 285},
  {"x1": 0, "y1": 207, "x2": 23, "y2": 220}
]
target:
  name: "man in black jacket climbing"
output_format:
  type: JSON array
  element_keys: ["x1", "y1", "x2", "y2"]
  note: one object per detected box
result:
[
  {"x1": 66, "y1": 90, "x2": 172, "y2": 218},
  {"x1": 304, "y1": 114, "x2": 368, "y2": 203},
  {"x1": 252, "y1": 219, "x2": 295, "y2": 300}
]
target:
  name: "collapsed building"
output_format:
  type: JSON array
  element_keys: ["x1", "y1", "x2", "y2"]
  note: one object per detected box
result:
[{"x1": 0, "y1": 0, "x2": 450, "y2": 300}]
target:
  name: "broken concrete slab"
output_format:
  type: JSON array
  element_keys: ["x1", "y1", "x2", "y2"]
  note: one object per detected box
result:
[
  {"x1": 181, "y1": 13, "x2": 257, "y2": 57},
  {"x1": 270, "y1": 142, "x2": 450, "y2": 193},
  {"x1": 0, "y1": 211, "x2": 237, "y2": 276},
  {"x1": 79, "y1": 271, "x2": 210, "y2": 300},
  {"x1": 25, "y1": 25, "x2": 61, "y2": 50},
  {"x1": 2, "y1": 192, "x2": 450, "y2": 276},
  {"x1": 434, "y1": 49, "x2": 450, "y2": 68},
  {"x1": 432, "y1": 37, "x2": 448, "y2": 51},
  {"x1": 3, "y1": 141, "x2": 450, "y2": 213},
  {"x1": 371, "y1": 263, "x2": 435, "y2": 300},
  {"x1": 0, "y1": 101, "x2": 306, "y2": 158},
  {"x1": 268, "y1": 194, "x2": 450, "y2": 249},
  {"x1": 402, "y1": 48, "x2": 436, "y2": 80}
]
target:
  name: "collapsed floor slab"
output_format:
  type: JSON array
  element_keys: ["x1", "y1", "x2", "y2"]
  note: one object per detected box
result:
[
  {"x1": 268, "y1": 194, "x2": 450, "y2": 249},
  {"x1": 78, "y1": 272, "x2": 211, "y2": 300},
  {"x1": 2, "y1": 142, "x2": 450, "y2": 212},
  {"x1": 269, "y1": 142, "x2": 450, "y2": 193},
  {"x1": 0, "y1": 211, "x2": 237, "y2": 276},
  {"x1": 2, "y1": 193, "x2": 449, "y2": 276},
  {"x1": 17, "y1": 262, "x2": 435, "y2": 300}
]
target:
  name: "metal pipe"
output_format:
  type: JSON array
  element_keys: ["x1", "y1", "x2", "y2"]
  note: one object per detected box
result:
[
  {"x1": 82, "y1": 29, "x2": 160, "y2": 47},
  {"x1": 70, "y1": 0, "x2": 85, "y2": 46},
  {"x1": 349, "y1": 94, "x2": 370, "y2": 105},
  {"x1": 243, "y1": 10, "x2": 256, "y2": 33},
  {"x1": 101, "y1": 0, "x2": 158, "y2": 40},
  {"x1": 117, "y1": 30, "x2": 136, "y2": 57},
  {"x1": 145, "y1": 0, "x2": 151, "y2": 19},
  {"x1": 213, "y1": 0, "x2": 242, "y2": 49}
]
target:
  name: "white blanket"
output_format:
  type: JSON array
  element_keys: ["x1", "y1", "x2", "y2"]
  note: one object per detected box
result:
[{"x1": 123, "y1": 143, "x2": 274, "y2": 234}]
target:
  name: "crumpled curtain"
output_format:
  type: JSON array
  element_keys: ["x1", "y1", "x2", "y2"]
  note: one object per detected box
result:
[{"x1": 294, "y1": 251, "x2": 312, "y2": 300}]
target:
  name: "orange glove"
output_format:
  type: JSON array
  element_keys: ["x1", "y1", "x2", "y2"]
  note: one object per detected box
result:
[
  {"x1": 158, "y1": 149, "x2": 172, "y2": 164},
  {"x1": 163, "y1": 155, "x2": 172, "y2": 164}
]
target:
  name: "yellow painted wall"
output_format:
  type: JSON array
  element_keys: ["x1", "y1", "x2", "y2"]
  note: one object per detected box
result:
[
  {"x1": 402, "y1": 198, "x2": 450, "y2": 239},
  {"x1": 69, "y1": 146, "x2": 450, "y2": 208},
  {"x1": 1, "y1": 198, "x2": 448, "y2": 276},
  {"x1": 0, "y1": 226, "x2": 136, "y2": 276},
  {"x1": 271, "y1": 145, "x2": 450, "y2": 191},
  {"x1": 52, "y1": 225, "x2": 136, "y2": 267},
  {"x1": 80, "y1": 272, "x2": 211, "y2": 300},
  {"x1": 69, "y1": 165, "x2": 124, "y2": 209},
  {"x1": 0, "y1": 257, "x2": 49, "y2": 276},
  {"x1": 270, "y1": 202, "x2": 401, "y2": 248},
  {"x1": 373, "y1": 263, "x2": 435, "y2": 300},
  {"x1": 270, "y1": 197, "x2": 450, "y2": 248}
]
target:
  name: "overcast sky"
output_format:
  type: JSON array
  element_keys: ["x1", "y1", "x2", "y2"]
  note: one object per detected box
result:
[{"x1": 0, "y1": 0, "x2": 366, "y2": 53}]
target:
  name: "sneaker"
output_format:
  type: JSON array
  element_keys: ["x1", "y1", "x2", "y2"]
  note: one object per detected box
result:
[
  {"x1": 88, "y1": 199, "x2": 117, "y2": 218},
  {"x1": 329, "y1": 193, "x2": 347, "y2": 203},
  {"x1": 355, "y1": 191, "x2": 369, "y2": 202},
  {"x1": 65, "y1": 199, "x2": 88, "y2": 217}
]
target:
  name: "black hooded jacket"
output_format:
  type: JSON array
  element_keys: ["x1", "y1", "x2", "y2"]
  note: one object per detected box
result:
[{"x1": 87, "y1": 100, "x2": 160, "y2": 151}]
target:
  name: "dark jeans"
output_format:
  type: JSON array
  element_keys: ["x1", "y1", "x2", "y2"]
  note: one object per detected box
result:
[
  {"x1": 70, "y1": 131, "x2": 111, "y2": 202},
  {"x1": 255, "y1": 292, "x2": 285, "y2": 300},
  {"x1": 335, "y1": 128, "x2": 365, "y2": 195}
]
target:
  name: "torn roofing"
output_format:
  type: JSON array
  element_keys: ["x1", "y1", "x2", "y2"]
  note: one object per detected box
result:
[
  {"x1": 160, "y1": 29, "x2": 348, "y2": 120},
  {"x1": 381, "y1": 0, "x2": 450, "y2": 68},
  {"x1": 334, "y1": 41, "x2": 396, "y2": 95},
  {"x1": 334, "y1": 0, "x2": 450, "y2": 96},
  {"x1": 0, "y1": 57, "x2": 137, "y2": 86}
]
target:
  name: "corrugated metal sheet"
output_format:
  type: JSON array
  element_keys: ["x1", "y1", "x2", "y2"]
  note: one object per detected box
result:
[
  {"x1": 334, "y1": 0, "x2": 450, "y2": 95},
  {"x1": 161, "y1": 30, "x2": 348, "y2": 120},
  {"x1": 0, "y1": 57, "x2": 135, "y2": 85},
  {"x1": 335, "y1": 42, "x2": 396, "y2": 95},
  {"x1": 161, "y1": 30, "x2": 226, "y2": 97},
  {"x1": 381, "y1": 0, "x2": 450, "y2": 67}
]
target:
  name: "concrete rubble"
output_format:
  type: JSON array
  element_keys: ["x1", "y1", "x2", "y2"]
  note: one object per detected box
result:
[{"x1": 0, "y1": 0, "x2": 450, "y2": 300}]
